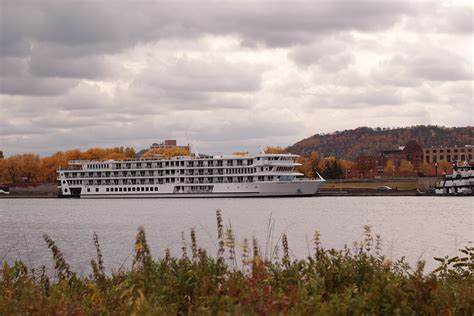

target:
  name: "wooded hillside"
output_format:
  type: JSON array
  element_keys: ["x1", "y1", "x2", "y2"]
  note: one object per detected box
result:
[{"x1": 288, "y1": 126, "x2": 473, "y2": 159}]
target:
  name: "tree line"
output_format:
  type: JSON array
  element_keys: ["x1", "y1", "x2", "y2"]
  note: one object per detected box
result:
[
  {"x1": 0, "y1": 147, "x2": 135, "y2": 185},
  {"x1": 0, "y1": 145, "x2": 451, "y2": 186}
]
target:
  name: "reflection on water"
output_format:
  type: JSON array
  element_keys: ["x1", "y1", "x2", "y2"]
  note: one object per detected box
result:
[{"x1": 0, "y1": 197, "x2": 472, "y2": 273}]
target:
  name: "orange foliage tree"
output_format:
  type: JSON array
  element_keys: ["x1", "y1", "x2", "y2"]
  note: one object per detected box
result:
[
  {"x1": 232, "y1": 151, "x2": 249, "y2": 156},
  {"x1": 264, "y1": 147, "x2": 288, "y2": 154},
  {"x1": 384, "y1": 160, "x2": 395, "y2": 176},
  {"x1": 437, "y1": 160, "x2": 453, "y2": 175},
  {"x1": 1, "y1": 147, "x2": 136, "y2": 185},
  {"x1": 399, "y1": 159, "x2": 414, "y2": 173},
  {"x1": 141, "y1": 147, "x2": 190, "y2": 159},
  {"x1": 0, "y1": 154, "x2": 41, "y2": 185},
  {"x1": 297, "y1": 151, "x2": 323, "y2": 178},
  {"x1": 418, "y1": 162, "x2": 431, "y2": 176}
]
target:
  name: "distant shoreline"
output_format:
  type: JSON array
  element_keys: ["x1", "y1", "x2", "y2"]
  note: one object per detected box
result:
[{"x1": 0, "y1": 191, "x2": 425, "y2": 198}]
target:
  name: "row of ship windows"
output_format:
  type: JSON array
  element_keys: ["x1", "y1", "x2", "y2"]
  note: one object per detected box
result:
[
  {"x1": 63, "y1": 176, "x2": 277, "y2": 186},
  {"x1": 65, "y1": 167, "x2": 262, "y2": 178},
  {"x1": 103, "y1": 187, "x2": 159, "y2": 193},
  {"x1": 62, "y1": 167, "x2": 294, "y2": 178},
  {"x1": 86, "y1": 159, "x2": 255, "y2": 169}
]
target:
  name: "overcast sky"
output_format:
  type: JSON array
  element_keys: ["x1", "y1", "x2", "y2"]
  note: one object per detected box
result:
[{"x1": 0, "y1": 0, "x2": 472, "y2": 156}]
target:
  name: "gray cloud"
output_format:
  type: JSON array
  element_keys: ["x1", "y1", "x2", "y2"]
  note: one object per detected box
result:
[
  {"x1": 29, "y1": 53, "x2": 121, "y2": 79},
  {"x1": 372, "y1": 49, "x2": 471, "y2": 86},
  {"x1": 1, "y1": 0, "x2": 413, "y2": 58},
  {"x1": 289, "y1": 39, "x2": 355, "y2": 71},
  {"x1": 0, "y1": 0, "x2": 472, "y2": 156}
]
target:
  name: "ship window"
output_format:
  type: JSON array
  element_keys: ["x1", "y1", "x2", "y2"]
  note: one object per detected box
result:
[
  {"x1": 62, "y1": 180, "x2": 66, "y2": 184},
  {"x1": 146, "y1": 187, "x2": 149, "y2": 191},
  {"x1": 64, "y1": 188, "x2": 68, "y2": 192},
  {"x1": 155, "y1": 187, "x2": 158, "y2": 191},
  {"x1": 106, "y1": 188, "x2": 109, "y2": 192},
  {"x1": 96, "y1": 188, "x2": 99, "y2": 192},
  {"x1": 119, "y1": 188, "x2": 122, "y2": 192},
  {"x1": 141, "y1": 187, "x2": 145, "y2": 191},
  {"x1": 87, "y1": 188, "x2": 91, "y2": 192}
]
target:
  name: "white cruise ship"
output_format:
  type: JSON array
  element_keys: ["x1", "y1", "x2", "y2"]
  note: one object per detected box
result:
[
  {"x1": 57, "y1": 153, "x2": 325, "y2": 198},
  {"x1": 435, "y1": 164, "x2": 473, "y2": 195}
]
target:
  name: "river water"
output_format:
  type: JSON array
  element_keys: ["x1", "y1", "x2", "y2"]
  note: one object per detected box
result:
[{"x1": 0, "y1": 197, "x2": 472, "y2": 274}]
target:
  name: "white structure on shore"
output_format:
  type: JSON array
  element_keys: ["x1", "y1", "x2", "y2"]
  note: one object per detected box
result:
[{"x1": 57, "y1": 153, "x2": 324, "y2": 198}]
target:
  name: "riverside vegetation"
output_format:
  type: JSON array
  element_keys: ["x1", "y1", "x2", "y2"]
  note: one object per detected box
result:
[{"x1": 1, "y1": 210, "x2": 473, "y2": 315}]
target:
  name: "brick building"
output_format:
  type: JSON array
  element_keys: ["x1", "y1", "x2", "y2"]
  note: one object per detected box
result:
[
  {"x1": 150, "y1": 139, "x2": 190, "y2": 151},
  {"x1": 423, "y1": 145, "x2": 473, "y2": 164},
  {"x1": 350, "y1": 140, "x2": 423, "y2": 178}
]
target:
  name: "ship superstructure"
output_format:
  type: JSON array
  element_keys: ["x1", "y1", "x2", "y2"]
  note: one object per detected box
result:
[
  {"x1": 435, "y1": 164, "x2": 474, "y2": 195},
  {"x1": 57, "y1": 153, "x2": 324, "y2": 198}
]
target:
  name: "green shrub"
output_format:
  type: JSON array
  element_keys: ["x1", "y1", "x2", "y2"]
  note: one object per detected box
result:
[{"x1": 1, "y1": 209, "x2": 473, "y2": 315}]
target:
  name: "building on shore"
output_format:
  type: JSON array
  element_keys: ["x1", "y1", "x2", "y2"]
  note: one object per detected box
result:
[
  {"x1": 150, "y1": 139, "x2": 190, "y2": 151},
  {"x1": 349, "y1": 140, "x2": 423, "y2": 178},
  {"x1": 349, "y1": 141, "x2": 474, "y2": 179},
  {"x1": 423, "y1": 145, "x2": 473, "y2": 164}
]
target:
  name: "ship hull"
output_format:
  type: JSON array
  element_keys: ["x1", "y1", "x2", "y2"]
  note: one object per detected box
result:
[{"x1": 61, "y1": 180, "x2": 324, "y2": 199}]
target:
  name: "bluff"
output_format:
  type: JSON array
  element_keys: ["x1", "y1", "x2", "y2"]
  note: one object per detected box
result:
[{"x1": 288, "y1": 125, "x2": 473, "y2": 160}]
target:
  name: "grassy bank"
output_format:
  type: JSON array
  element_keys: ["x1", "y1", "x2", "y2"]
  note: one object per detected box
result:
[
  {"x1": 1, "y1": 210, "x2": 473, "y2": 315},
  {"x1": 322, "y1": 180, "x2": 418, "y2": 191}
]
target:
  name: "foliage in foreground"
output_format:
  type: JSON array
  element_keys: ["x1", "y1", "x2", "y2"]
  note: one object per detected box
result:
[{"x1": 1, "y1": 210, "x2": 473, "y2": 315}]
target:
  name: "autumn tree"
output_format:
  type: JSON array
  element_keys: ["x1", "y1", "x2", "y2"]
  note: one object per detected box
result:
[
  {"x1": 264, "y1": 147, "x2": 288, "y2": 154},
  {"x1": 233, "y1": 151, "x2": 249, "y2": 156},
  {"x1": 20, "y1": 154, "x2": 41, "y2": 183},
  {"x1": 384, "y1": 160, "x2": 395, "y2": 176},
  {"x1": 418, "y1": 162, "x2": 431, "y2": 177},
  {"x1": 437, "y1": 160, "x2": 453, "y2": 175},
  {"x1": 1, "y1": 154, "x2": 41, "y2": 185},
  {"x1": 0, "y1": 158, "x2": 7, "y2": 183},
  {"x1": 142, "y1": 147, "x2": 190, "y2": 159},
  {"x1": 298, "y1": 151, "x2": 323, "y2": 178},
  {"x1": 399, "y1": 159, "x2": 414, "y2": 173},
  {"x1": 321, "y1": 157, "x2": 343, "y2": 179},
  {"x1": 81, "y1": 147, "x2": 135, "y2": 160}
]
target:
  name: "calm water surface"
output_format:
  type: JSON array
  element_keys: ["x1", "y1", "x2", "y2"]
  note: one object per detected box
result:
[{"x1": 0, "y1": 197, "x2": 472, "y2": 274}]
